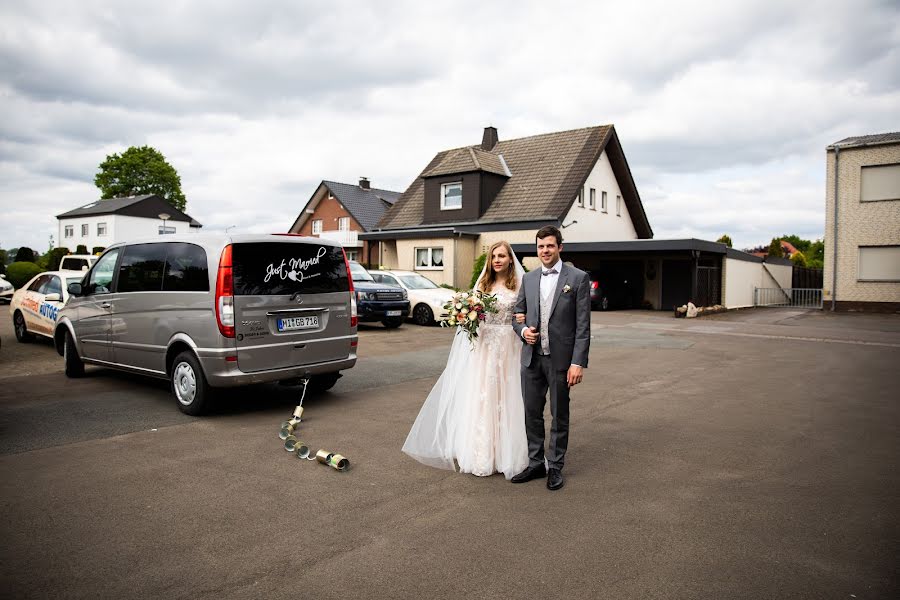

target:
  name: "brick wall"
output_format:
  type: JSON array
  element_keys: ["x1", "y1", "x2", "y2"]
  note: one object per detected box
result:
[
  {"x1": 824, "y1": 143, "x2": 900, "y2": 305},
  {"x1": 293, "y1": 195, "x2": 378, "y2": 266}
]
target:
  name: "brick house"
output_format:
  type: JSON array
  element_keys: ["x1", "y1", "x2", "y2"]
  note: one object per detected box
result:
[
  {"x1": 824, "y1": 132, "x2": 900, "y2": 312},
  {"x1": 288, "y1": 178, "x2": 401, "y2": 266}
]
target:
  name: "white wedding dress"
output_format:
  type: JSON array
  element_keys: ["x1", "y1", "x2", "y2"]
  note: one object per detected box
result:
[{"x1": 402, "y1": 282, "x2": 529, "y2": 479}]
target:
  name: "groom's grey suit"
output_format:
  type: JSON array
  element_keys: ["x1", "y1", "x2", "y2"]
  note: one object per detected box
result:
[{"x1": 512, "y1": 262, "x2": 591, "y2": 470}]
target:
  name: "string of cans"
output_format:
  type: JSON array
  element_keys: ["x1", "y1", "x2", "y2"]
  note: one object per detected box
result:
[{"x1": 278, "y1": 381, "x2": 350, "y2": 472}]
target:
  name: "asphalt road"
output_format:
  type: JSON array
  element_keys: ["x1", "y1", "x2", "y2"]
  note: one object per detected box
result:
[{"x1": 1, "y1": 308, "x2": 898, "y2": 599}]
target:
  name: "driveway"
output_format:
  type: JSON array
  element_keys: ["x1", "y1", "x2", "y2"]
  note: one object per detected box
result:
[{"x1": 1, "y1": 309, "x2": 897, "y2": 599}]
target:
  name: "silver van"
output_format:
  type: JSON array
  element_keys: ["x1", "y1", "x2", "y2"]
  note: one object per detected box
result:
[{"x1": 54, "y1": 234, "x2": 358, "y2": 414}]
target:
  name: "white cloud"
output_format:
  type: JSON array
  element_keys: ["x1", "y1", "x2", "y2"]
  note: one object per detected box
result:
[{"x1": 0, "y1": 0, "x2": 898, "y2": 252}]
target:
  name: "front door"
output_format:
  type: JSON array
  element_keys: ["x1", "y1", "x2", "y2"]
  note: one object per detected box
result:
[{"x1": 73, "y1": 248, "x2": 120, "y2": 363}]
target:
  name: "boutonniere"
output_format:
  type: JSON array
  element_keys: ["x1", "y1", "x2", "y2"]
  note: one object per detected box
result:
[{"x1": 563, "y1": 284, "x2": 572, "y2": 293}]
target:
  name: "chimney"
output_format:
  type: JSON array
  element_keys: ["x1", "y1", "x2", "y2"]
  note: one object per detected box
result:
[
  {"x1": 359, "y1": 177, "x2": 370, "y2": 189},
  {"x1": 481, "y1": 126, "x2": 498, "y2": 151}
]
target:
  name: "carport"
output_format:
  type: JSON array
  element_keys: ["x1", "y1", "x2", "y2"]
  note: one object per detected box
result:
[{"x1": 511, "y1": 238, "x2": 729, "y2": 310}]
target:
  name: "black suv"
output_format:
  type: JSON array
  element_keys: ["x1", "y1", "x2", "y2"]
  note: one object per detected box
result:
[{"x1": 348, "y1": 261, "x2": 410, "y2": 328}]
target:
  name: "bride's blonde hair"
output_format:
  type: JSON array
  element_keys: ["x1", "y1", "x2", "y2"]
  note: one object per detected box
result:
[{"x1": 478, "y1": 241, "x2": 518, "y2": 293}]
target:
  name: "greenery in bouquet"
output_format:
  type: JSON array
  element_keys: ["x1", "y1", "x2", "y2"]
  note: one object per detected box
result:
[{"x1": 440, "y1": 290, "x2": 499, "y2": 345}]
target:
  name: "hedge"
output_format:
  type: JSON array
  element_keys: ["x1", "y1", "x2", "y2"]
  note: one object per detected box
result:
[{"x1": 6, "y1": 261, "x2": 43, "y2": 289}]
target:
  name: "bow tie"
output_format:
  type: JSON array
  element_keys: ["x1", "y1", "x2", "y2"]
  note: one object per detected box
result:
[{"x1": 542, "y1": 268, "x2": 558, "y2": 276}]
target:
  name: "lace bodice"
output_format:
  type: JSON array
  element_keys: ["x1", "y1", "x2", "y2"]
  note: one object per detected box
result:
[{"x1": 483, "y1": 287, "x2": 519, "y2": 326}]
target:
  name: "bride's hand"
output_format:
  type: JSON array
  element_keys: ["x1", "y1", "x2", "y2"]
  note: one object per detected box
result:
[{"x1": 514, "y1": 313, "x2": 526, "y2": 324}]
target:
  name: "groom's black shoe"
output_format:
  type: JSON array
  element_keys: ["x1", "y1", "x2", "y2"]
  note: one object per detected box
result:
[
  {"x1": 511, "y1": 464, "x2": 546, "y2": 483},
  {"x1": 547, "y1": 468, "x2": 564, "y2": 491}
]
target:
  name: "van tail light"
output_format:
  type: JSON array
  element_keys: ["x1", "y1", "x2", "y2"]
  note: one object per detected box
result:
[
  {"x1": 342, "y1": 248, "x2": 357, "y2": 328},
  {"x1": 216, "y1": 244, "x2": 235, "y2": 338},
  {"x1": 591, "y1": 281, "x2": 599, "y2": 290}
]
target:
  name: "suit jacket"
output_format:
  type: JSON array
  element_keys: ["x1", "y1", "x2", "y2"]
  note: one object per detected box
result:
[{"x1": 512, "y1": 262, "x2": 592, "y2": 371}]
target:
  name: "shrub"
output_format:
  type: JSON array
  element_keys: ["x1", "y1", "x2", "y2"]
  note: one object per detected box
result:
[
  {"x1": 790, "y1": 251, "x2": 808, "y2": 267},
  {"x1": 470, "y1": 253, "x2": 487, "y2": 289},
  {"x1": 92, "y1": 246, "x2": 106, "y2": 255},
  {"x1": 6, "y1": 261, "x2": 42, "y2": 288},
  {"x1": 14, "y1": 247, "x2": 35, "y2": 263},
  {"x1": 75, "y1": 244, "x2": 88, "y2": 254},
  {"x1": 46, "y1": 247, "x2": 71, "y2": 271}
]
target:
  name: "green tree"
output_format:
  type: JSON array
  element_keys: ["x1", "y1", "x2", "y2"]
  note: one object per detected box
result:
[
  {"x1": 45, "y1": 247, "x2": 71, "y2": 271},
  {"x1": 807, "y1": 239, "x2": 825, "y2": 268},
  {"x1": 14, "y1": 247, "x2": 35, "y2": 263},
  {"x1": 778, "y1": 234, "x2": 811, "y2": 253},
  {"x1": 470, "y1": 253, "x2": 487, "y2": 289},
  {"x1": 790, "y1": 250, "x2": 808, "y2": 267},
  {"x1": 716, "y1": 234, "x2": 733, "y2": 248},
  {"x1": 0, "y1": 249, "x2": 7, "y2": 275},
  {"x1": 75, "y1": 244, "x2": 88, "y2": 254},
  {"x1": 94, "y1": 145, "x2": 187, "y2": 211},
  {"x1": 767, "y1": 238, "x2": 784, "y2": 258}
]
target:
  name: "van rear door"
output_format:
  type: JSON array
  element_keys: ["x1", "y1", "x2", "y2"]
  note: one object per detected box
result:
[{"x1": 231, "y1": 240, "x2": 352, "y2": 373}]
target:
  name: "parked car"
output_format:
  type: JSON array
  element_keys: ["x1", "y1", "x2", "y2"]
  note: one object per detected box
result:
[
  {"x1": 370, "y1": 270, "x2": 453, "y2": 326},
  {"x1": 54, "y1": 234, "x2": 358, "y2": 415},
  {"x1": 348, "y1": 261, "x2": 409, "y2": 328},
  {"x1": 588, "y1": 271, "x2": 634, "y2": 310},
  {"x1": 10, "y1": 270, "x2": 86, "y2": 341},
  {"x1": 0, "y1": 274, "x2": 14, "y2": 303},
  {"x1": 59, "y1": 254, "x2": 98, "y2": 271}
]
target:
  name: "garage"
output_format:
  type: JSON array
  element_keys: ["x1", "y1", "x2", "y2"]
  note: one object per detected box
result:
[{"x1": 512, "y1": 239, "x2": 728, "y2": 311}]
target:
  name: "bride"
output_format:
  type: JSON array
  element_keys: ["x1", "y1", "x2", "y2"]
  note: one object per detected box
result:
[{"x1": 402, "y1": 241, "x2": 529, "y2": 478}]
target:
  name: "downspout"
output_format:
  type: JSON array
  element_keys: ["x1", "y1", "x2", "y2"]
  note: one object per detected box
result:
[{"x1": 831, "y1": 146, "x2": 840, "y2": 311}]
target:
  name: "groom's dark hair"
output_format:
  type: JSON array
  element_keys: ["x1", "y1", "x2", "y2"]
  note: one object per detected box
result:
[{"x1": 536, "y1": 225, "x2": 562, "y2": 246}]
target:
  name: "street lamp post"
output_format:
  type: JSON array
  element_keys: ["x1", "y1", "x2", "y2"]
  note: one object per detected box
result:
[{"x1": 159, "y1": 213, "x2": 171, "y2": 235}]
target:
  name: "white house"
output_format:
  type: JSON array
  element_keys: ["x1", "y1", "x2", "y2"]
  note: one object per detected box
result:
[{"x1": 56, "y1": 195, "x2": 202, "y2": 251}]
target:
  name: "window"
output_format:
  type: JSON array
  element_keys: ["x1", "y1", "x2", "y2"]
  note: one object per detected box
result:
[
  {"x1": 858, "y1": 246, "x2": 900, "y2": 281},
  {"x1": 231, "y1": 243, "x2": 350, "y2": 296},
  {"x1": 344, "y1": 249, "x2": 359, "y2": 261},
  {"x1": 97, "y1": 222, "x2": 108, "y2": 236},
  {"x1": 589, "y1": 188, "x2": 596, "y2": 210},
  {"x1": 117, "y1": 244, "x2": 166, "y2": 292},
  {"x1": 42, "y1": 276, "x2": 62, "y2": 297},
  {"x1": 616, "y1": 195, "x2": 622, "y2": 216},
  {"x1": 312, "y1": 219, "x2": 323, "y2": 235},
  {"x1": 338, "y1": 217, "x2": 350, "y2": 231},
  {"x1": 29, "y1": 274, "x2": 52, "y2": 292},
  {"x1": 81, "y1": 224, "x2": 89, "y2": 237},
  {"x1": 577, "y1": 187, "x2": 584, "y2": 207},
  {"x1": 163, "y1": 243, "x2": 209, "y2": 292},
  {"x1": 860, "y1": 164, "x2": 900, "y2": 202},
  {"x1": 441, "y1": 182, "x2": 462, "y2": 210},
  {"x1": 415, "y1": 247, "x2": 444, "y2": 270},
  {"x1": 86, "y1": 249, "x2": 120, "y2": 294},
  {"x1": 64, "y1": 225, "x2": 74, "y2": 238},
  {"x1": 601, "y1": 191, "x2": 607, "y2": 213}
]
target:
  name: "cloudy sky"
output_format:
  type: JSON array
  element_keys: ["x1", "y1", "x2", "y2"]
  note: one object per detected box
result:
[{"x1": 1, "y1": 0, "x2": 898, "y2": 252}]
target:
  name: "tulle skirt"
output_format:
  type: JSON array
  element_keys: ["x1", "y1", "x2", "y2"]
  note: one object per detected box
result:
[{"x1": 402, "y1": 324, "x2": 529, "y2": 479}]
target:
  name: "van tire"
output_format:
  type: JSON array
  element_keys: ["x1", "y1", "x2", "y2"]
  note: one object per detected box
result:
[
  {"x1": 412, "y1": 304, "x2": 434, "y2": 326},
  {"x1": 382, "y1": 318, "x2": 404, "y2": 329},
  {"x1": 64, "y1": 330, "x2": 85, "y2": 378},
  {"x1": 13, "y1": 311, "x2": 34, "y2": 343},
  {"x1": 171, "y1": 351, "x2": 211, "y2": 415}
]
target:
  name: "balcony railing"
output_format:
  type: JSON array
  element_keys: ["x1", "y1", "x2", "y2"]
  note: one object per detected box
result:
[{"x1": 318, "y1": 229, "x2": 360, "y2": 247}]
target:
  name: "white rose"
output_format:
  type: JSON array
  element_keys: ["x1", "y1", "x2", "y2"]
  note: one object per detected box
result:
[
  {"x1": 455, "y1": 303, "x2": 463, "y2": 310},
  {"x1": 468, "y1": 311, "x2": 478, "y2": 321}
]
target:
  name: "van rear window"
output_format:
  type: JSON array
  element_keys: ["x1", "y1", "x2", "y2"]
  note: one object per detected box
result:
[{"x1": 232, "y1": 242, "x2": 349, "y2": 296}]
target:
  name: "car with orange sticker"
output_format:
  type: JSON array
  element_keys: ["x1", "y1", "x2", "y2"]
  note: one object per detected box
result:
[{"x1": 10, "y1": 270, "x2": 85, "y2": 342}]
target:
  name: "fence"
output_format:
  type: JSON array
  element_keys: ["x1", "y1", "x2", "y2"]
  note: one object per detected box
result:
[
  {"x1": 792, "y1": 267, "x2": 824, "y2": 289},
  {"x1": 696, "y1": 266, "x2": 721, "y2": 307},
  {"x1": 754, "y1": 287, "x2": 823, "y2": 309}
]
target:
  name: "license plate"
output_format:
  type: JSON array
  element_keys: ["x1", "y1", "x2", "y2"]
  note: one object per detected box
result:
[
  {"x1": 386, "y1": 310, "x2": 401, "y2": 317},
  {"x1": 277, "y1": 316, "x2": 319, "y2": 332}
]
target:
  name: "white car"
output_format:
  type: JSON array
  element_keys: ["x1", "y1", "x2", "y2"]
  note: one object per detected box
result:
[
  {"x1": 370, "y1": 270, "x2": 455, "y2": 326},
  {"x1": 0, "y1": 274, "x2": 14, "y2": 303},
  {"x1": 10, "y1": 270, "x2": 85, "y2": 342},
  {"x1": 59, "y1": 254, "x2": 97, "y2": 271}
]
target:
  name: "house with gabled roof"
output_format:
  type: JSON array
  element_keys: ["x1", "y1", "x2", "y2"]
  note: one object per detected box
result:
[
  {"x1": 361, "y1": 125, "x2": 653, "y2": 288},
  {"x1": 288, "y1": 178, "x2": 401, "y2": 265},
  {"x1": 56, "y1": 194, "x2": 202, "y2": 251}
]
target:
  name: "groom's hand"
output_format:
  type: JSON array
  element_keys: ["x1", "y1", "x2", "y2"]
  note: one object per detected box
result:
[
  {"x1": 523, "y1": 326, "x2": 538, "y2": 345},
  {"x1": 567, "y1": 365, "x2": 583, "y2": 387}
]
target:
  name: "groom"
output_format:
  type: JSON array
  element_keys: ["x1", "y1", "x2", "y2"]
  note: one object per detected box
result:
[{"x1": 511, "y1": 226, "x2": 591, "y2": 491}]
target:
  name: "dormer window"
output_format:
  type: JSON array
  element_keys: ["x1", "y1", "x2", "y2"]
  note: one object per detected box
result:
[{"x1": 441, "y1": 182, "x2": 462, "y2": 210}]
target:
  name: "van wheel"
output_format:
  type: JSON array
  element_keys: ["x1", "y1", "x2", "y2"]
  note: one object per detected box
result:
[
  {"x1": 382, "y1": 318, "x2": 403, "y2": 329},
  {"x1": 412, "y1": 304, "x2": 434, "y2": 326},
  {"x1": 64, "y1": 330, "x2": 85, "y2": 378},
  {"x1": 13, "y1": 311, "x2": 34, "y2": 343},
  {"x1": 171, "y1": 351, "x2": 211, "y2": 415},
  {"x1": 308, "y1": 372, "x2": 341, "y2": 393}
]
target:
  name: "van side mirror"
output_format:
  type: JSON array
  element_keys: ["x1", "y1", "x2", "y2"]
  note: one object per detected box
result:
[{"x1": 68, "y1": 283, "x2": 83, "y2": 297}]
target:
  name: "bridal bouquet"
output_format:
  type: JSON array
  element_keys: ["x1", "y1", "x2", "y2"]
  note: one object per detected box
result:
[{"x1": 440, "y1": 290, "x2": 498, "y2": 345}]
